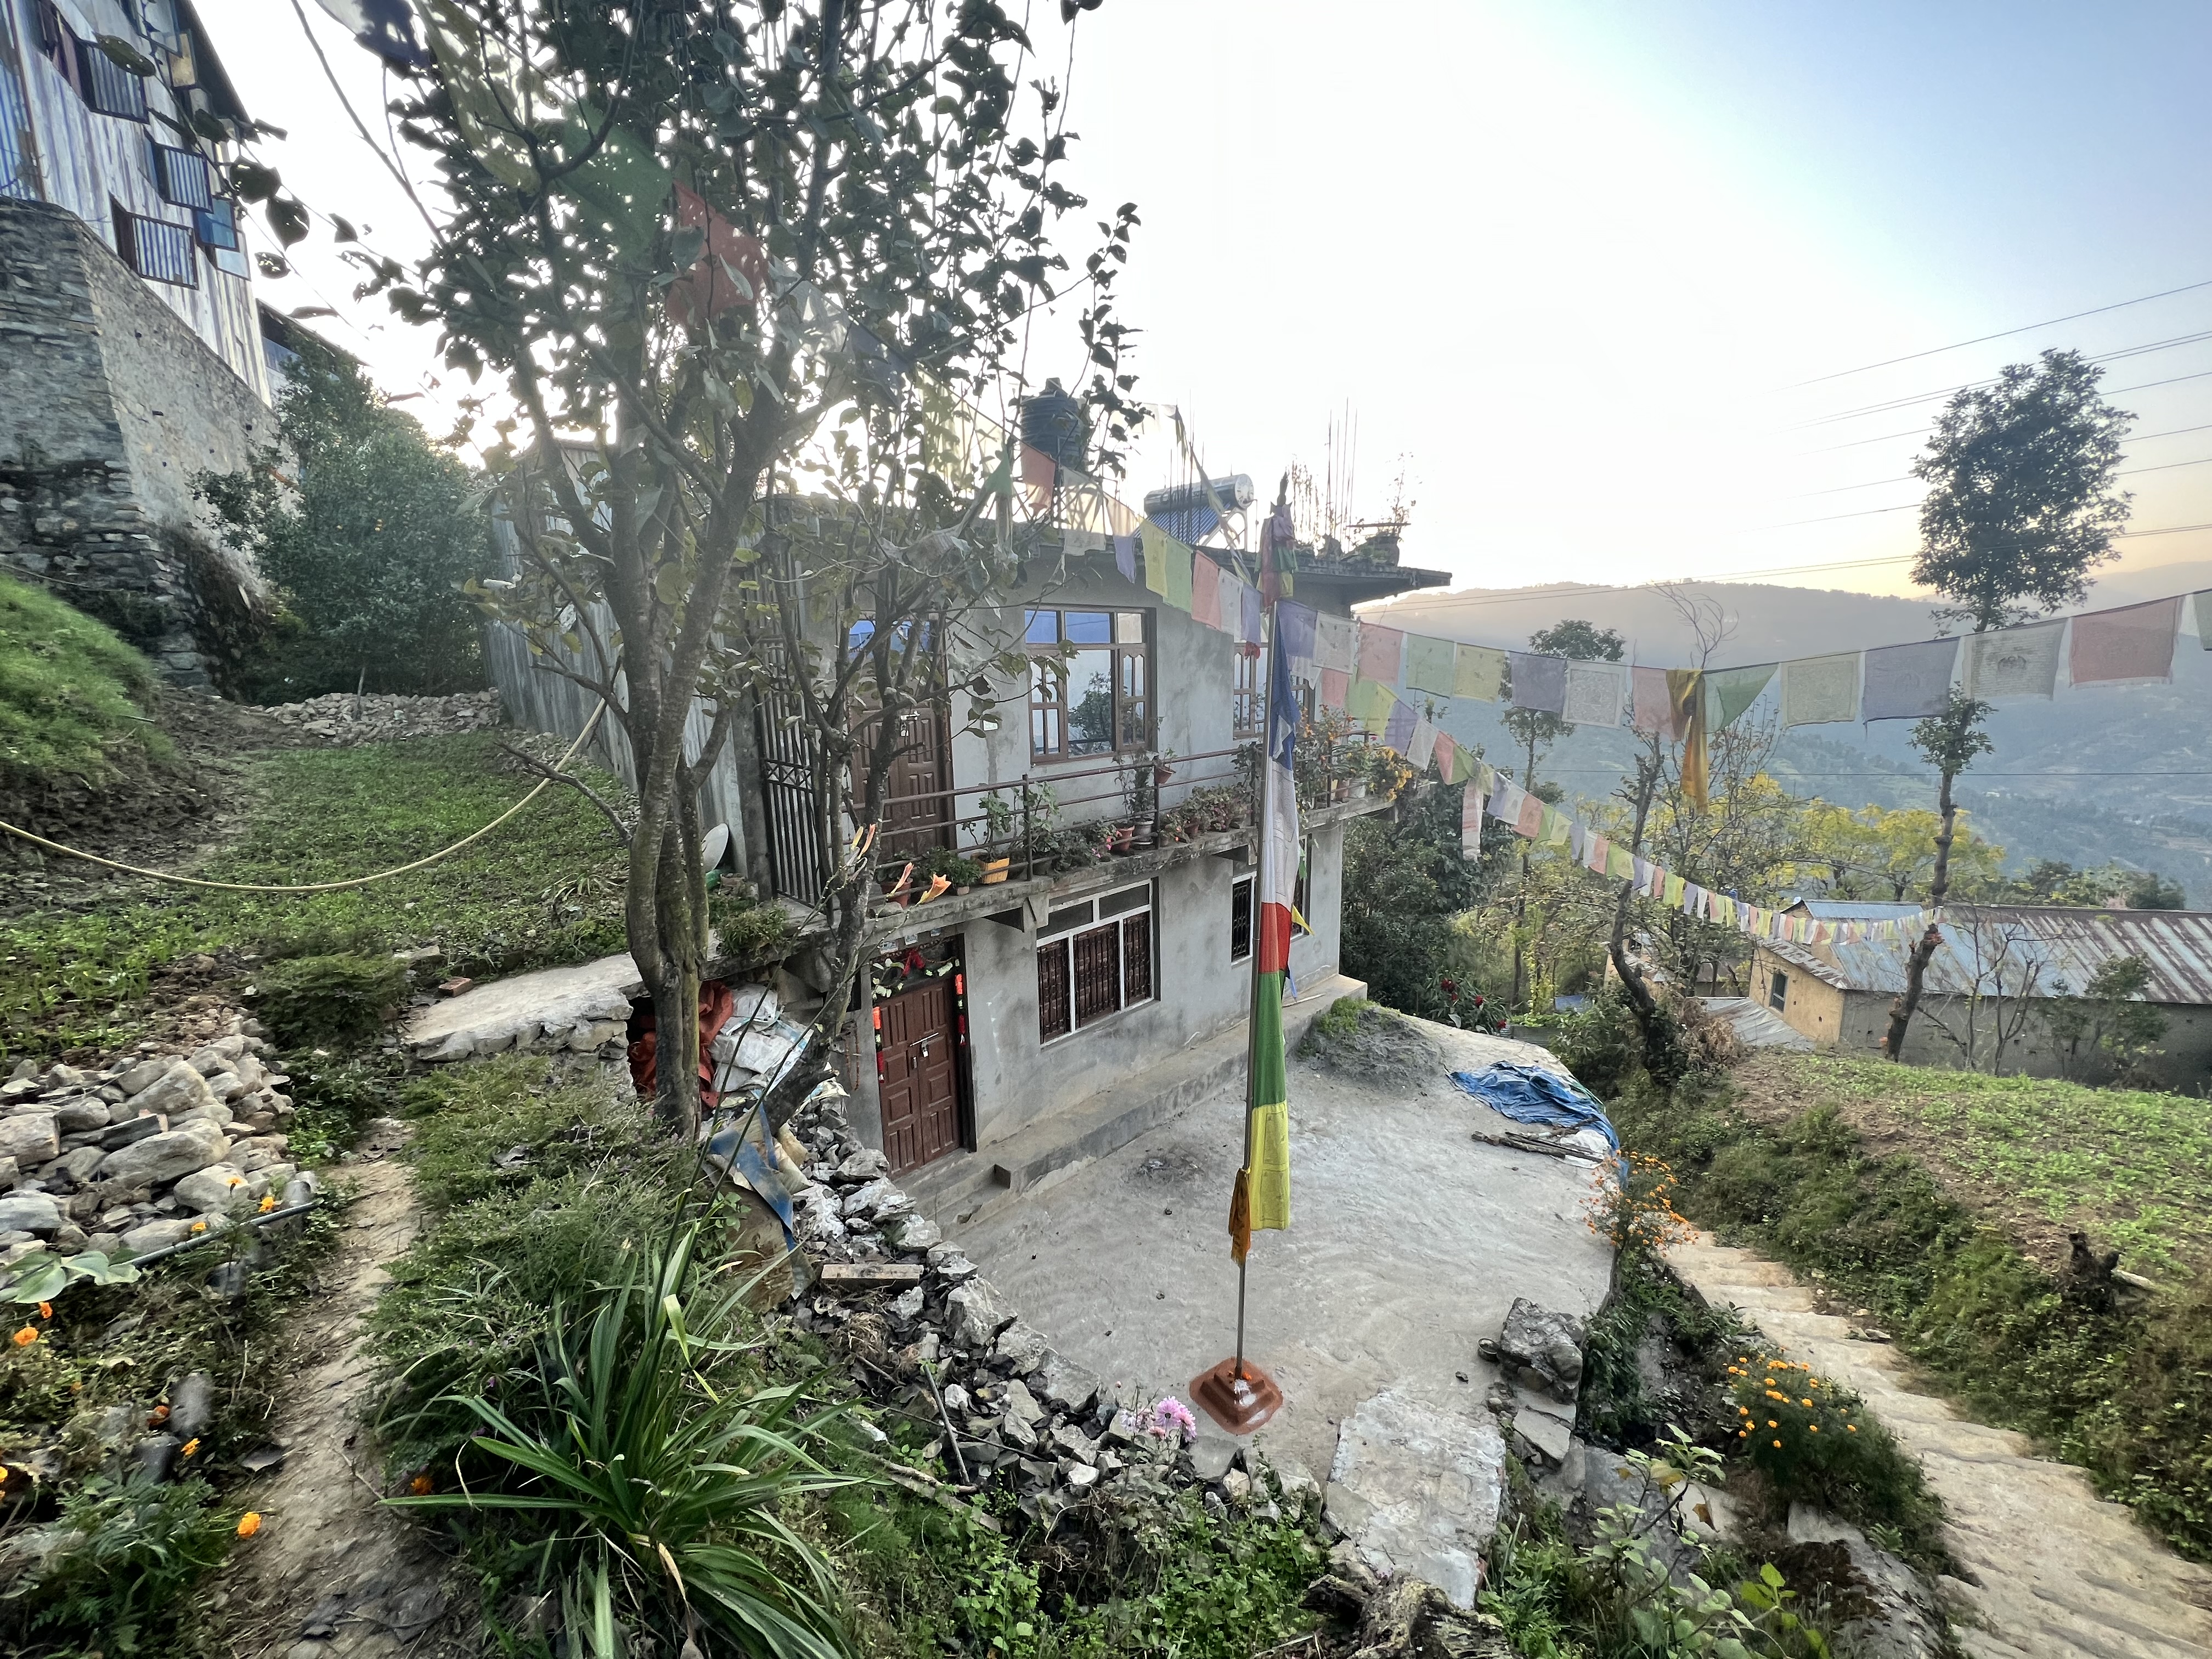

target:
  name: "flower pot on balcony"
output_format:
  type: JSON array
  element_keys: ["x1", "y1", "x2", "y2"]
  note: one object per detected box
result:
[{"x1": 981, "y1": 856, "x2": 1012, "y2": 885}]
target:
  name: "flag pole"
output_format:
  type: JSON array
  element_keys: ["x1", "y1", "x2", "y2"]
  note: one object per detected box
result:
[{"x1": 1230, "y1": 605, "x2": 1275, "y2": 1383}]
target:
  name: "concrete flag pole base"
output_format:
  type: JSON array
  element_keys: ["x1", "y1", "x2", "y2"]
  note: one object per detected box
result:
[{"x1": 1192, "y1": 1354, "x2": 1282, "y2": 1435}]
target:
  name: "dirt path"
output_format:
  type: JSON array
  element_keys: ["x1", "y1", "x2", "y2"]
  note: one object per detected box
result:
[
  {"x1": 1668, "y1": 1231, "x2": 2212, "y2": 1659},
  {"x1": 217, "y1": 1119, "x2": 472, "y2": 1659}
]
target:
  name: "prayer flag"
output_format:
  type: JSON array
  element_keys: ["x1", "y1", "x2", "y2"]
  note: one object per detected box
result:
[
  {"x1": 2070, "y1": 597, "x2": 2182, "y2": 686},
  {"x1": 1861, "y1": 637, "x2": 1959, "y2": 720},
  {"x1": 1508, "y1": 652, "x2": 1567, "y2": 715},
  {"x1": 1278, "y1": 601, "x2": 1318, "y2": 681},
  {"x1": 1564, "y1": 662, "x2": 1627, "y2": 727},
  {"x1": 1237, "y1": 627, "x2": 1302, "y2": 1242},
  {"x1": 1218, "y1": 563, "x2": 1244, "y2": 635},
  {"x1": 1319, "y1": 667, "x2": 1350, "y2": 712},
  {"x1": 1240, "y1": 580, "x2": 1263, "y2": 647},
  {"x1": 1606, "y1": 844, "x2": 1635, "y2": 882},
  {"x1": 1433, "y1": 730, "x2": 1458, "y2": 778},
  {"x1": 1350, "y1": 677, "x2": 1392, "y2": 732},
  {"x1": 1515, "y1": 789, "x2": 1545, "y2": 839},
  {"x1": 1461, "y1": 776, "x2": 1485, "y2": 856},
  {"x1": 1780, "y1": 653, "x2": 1860, "y2": 727},
  {"x1": 1192, "y1": 553, "x2": 1224, "y2": 629},
  {"x1": 1963, "y1": 621, "x2": 2063, "y2": 699},
  {"x1": 1454, "y1": 644, "x2": 1507, "y2": 702},
  {"x1": 1409, "y1": 718, "x2": 1439, "y2": 770},
  {"x1": 2197, "y1": 591, "x2": 2212, "y2": 650},
  {"x1": 1113, "y1": 534, "x2": 1138, "y2": 585},
  {"x1": 1019, "y1": 445, "x2": 1056, "y2": 512},
  {"x1": 1314, "y1": 614, "x2": 1357, "y2": 674},
  {"x1": 1383, "y1": 698, "x2": 1417, "y2": 753},
  {"x1": 1663, "y1": 873, "x2": 1685, "y2": 907},
  {"x1": 1359, "y1": 622, "x2": 1406, "y2": 686},
  {"x1": 1668, "y1": 670, "x2": 1707, "y2": 810},
  {"x1": 1706, "y1": 663, "x2": 1778, "y2": 731},
  {"x1": 1583, "y1": 831, "x2": 1610, "y2": 874},
  {"x1": 1448, "y1": 743, "x2": 1478, "y2": 786},
  {"x1": 1406, "y1": 634, "x2": 1457, "y2": 696},
  {"x1": 668, "y1": 185, "x2": 768, "y2": 326},
  {"x1": 1141, "y1": 522, "x2": 1171, "y2": 597},
  {"x1": 1488, "y1": 774, "x2": 1525, "y2": 825},
  {"x1": 1631, "y1": 666, "x2": 1674, "y2": 736},
  {"x1": 1540, "y1": 805, "x2": 1572, "y2": 847}
]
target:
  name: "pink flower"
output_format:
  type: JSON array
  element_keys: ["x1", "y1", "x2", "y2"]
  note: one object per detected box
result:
[{"x1": 1154, "y1": 1396, "x2": 1197, "y2": 1442}]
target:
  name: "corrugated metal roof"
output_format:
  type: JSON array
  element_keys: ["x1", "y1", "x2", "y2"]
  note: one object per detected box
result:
[{"x1": 1767, "y1": 906, "x2": 2212, "y2": 1003}]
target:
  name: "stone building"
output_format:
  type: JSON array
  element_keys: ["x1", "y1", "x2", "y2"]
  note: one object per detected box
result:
[{"x1": 0, "y1": 0, "x2": 273, "y2": 684}]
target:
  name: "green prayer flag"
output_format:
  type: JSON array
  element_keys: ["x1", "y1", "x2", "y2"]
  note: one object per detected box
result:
[
  {"x1": 1405, "y1": 634, "x2": 1457, "y2": 696},
  {"x1": 1705, "y1": 663, "x2": 1778, "y2": 731}
]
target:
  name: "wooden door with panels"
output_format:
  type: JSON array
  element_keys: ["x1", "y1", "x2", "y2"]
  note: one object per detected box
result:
[{"x1": 877, "y1": 978, "x2": 961, "y2": 1173}]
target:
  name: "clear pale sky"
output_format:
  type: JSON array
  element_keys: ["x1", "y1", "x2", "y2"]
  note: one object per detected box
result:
[{"x1": 199, "y1": 0, "x2": 2212, "y2": 597}]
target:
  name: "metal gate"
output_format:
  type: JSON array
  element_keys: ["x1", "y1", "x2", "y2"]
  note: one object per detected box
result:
[{"x1": 755, "y1": 687, "x2": 822, "y2": 902}]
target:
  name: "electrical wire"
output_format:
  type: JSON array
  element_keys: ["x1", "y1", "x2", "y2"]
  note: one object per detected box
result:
[
  {"x1": 1798, "y1": 448, "x2": 2212, "y2": 501},
  {"x1": 1780, "y1": 279, "x2": 2212, "y2": 389},
  {"x1": 1788, "y1": 331, "x2": 2212, "y2": 430}
]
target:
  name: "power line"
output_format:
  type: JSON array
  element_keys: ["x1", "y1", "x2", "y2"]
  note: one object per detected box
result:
[
  {"x1": 1780, "y1": 279, "x2": 2212, "y2": 389},
  {"x1": 1798, "y1": 447, "x2": 2212, "y2": 501},
  {"x1": 1801, "y1": 416, "x2": 2212, "y2": 460},
  {"x1": 1788, "y1": 331, "x2": 2212, "y2": 430}
]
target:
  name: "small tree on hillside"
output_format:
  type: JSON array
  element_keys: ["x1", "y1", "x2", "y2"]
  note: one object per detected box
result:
[
  {"x1": 355, "y1": 1, "x2": 1139, "y2": 1136},
  {"x1": 1795, "y1": 801, "x2": 2003, "y2": 902},
  {"x1": 2045, "y1": 955, "x2": 2168, "y2": 1084},
  {"x1": 1500, "y1": 619, "x2": 1623, "y2": 1011},
  {"x1": 195, "y1": 335, "x2": 488, "y2": 698},
  {"x1": 1883, "y1": 348, "x2": 2131, "y2": 1062}
]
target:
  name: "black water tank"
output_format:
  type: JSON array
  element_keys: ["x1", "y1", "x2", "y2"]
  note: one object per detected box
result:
[{"x1": 1019, "y1": 379, "x2": 1090, "y2": 472}]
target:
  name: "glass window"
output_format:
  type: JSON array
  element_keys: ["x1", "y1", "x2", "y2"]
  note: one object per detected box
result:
[
  {"x1": 1028, "y1": 607, "x2": 1151, "y2": 760},
  {"x1": 1037, "y1": 882, "x2": 1155, "y2": 1042},
  {"x1": 1768, "y1": 971, "x2": 1788, "y2": 1013}
]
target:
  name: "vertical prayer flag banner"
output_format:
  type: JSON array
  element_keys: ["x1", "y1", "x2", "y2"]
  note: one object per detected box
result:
[
  {"x1": 1314, "y1": 613, "x2": 1357, "y2": 674},
  {"x1": 1192, "y1": 553, "x2": 1224, "y2": 629},
  {"x1": 1359, "y1": 622, "x2": 1406, "y2": 686},
  {"x1": 1319, "y1": 667, "x2": 1350, "y2": 712},
  {"x1": 1668, "y1": 670, "x2": 1707, "y2": 810},
  {"x1": 1705, "y1": 663, "x2": 1778, "y2": 731},
  {"x1": 1454, "y1": 644, "x2": 1507, "y2": 702},
  {"x1": 1242, "y1": 631, "x2": 1301, "y2": 1240},
  {"x1": 1563, "y1": 662, "x2": 1627, "y2": 727},
  {"x1": 1140, "y1": 523, "x2": 1171, "y2": 598},
  {"x1": 2196, "y1": 591, "x2": 2212, "y2": 650},
  {"x1": 1240, "y1": 579, "x2": 1263, "y2": 647},
  {"x1": 1405, "y1": 634, "x2": 1457, "y2": 696},
  {"x1": 1408, "y1": 718, "x2": 1439, "y2": 770},
  {"x1": 1863, "y1": 637, "x2": 1959, "y2": 720},
  {"x1": 1461, "y1": 772, "x2": 1486, "y2": 855},
  {"x1": 1963, "y1": 620, "x2": 2063, "y2": 699},
  {"x1": 1631, "y1": 666, "x2": 1674, "y2": 735},
  {"x1": 1113, "y1": 534, "x2": 1138, "y2": 585},
  {"x1": 1278, "y1": 602, "x2": 1318, "y2": 681},
  {"x1": 1508, "y1": 651, "x2": 1567, "y2": 714},
  {"x1": 1780, "y1": 653, "x2": 1861, "y2": 727},
  {"x1": 2070, "y1": 596, "x2": 2182, "y2": 686}
]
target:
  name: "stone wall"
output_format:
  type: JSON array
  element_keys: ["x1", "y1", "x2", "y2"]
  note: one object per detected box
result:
[{"x1": 0, "y1": 199, "x2": 270, "y2": 685}]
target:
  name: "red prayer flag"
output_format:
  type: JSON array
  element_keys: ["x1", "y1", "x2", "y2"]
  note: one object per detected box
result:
[
  {"x1": 2069, "y1": 597, "x2": 2182, "y2": 686},
  {"x1": 666, "y1": 184, "x2": 769, "y2": 326}
]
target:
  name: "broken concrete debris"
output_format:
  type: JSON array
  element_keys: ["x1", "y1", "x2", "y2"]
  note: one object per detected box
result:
[{"x1": 1479, "y1": 1295, "x2": 1585, "y2": 1402}]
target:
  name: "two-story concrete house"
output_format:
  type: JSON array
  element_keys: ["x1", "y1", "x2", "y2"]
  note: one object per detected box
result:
[
  {"x1": 486, "y1": 496, "x2": 1448, "y2": 1203},
  {"x1": 0, "y1": 0, "x2": 272, "y2": 683}
]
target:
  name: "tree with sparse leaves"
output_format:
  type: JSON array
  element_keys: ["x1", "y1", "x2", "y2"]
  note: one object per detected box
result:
[
  {"x1": 1884, "y1": 349, "x2": 2131, "y2": 1062},
  {"x1": 287, "y1": 1, "x2": 1144, "y2": 1136}
]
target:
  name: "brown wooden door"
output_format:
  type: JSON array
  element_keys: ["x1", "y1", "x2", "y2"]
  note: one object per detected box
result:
[{"x1": 878, "y1": 980, "x2": 960, "y2": 1173}]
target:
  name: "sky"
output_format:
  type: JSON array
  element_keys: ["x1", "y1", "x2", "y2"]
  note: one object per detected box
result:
[{"x1": 197, "y1": 0, "x2": 2212, "y2": 600}]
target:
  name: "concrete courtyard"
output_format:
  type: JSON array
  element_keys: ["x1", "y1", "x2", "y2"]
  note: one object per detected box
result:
[{"x1": 943, "y1": 1014, "x2": 1617, "y2": 1479}]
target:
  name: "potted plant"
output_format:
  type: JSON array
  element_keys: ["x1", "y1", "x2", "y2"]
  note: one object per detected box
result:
[{"x1": 979, "y1": 793, "x2": 1015, "y2": 883}]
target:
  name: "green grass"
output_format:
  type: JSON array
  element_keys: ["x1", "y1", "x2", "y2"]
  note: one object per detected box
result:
[
  {"x1": 0, "y1": 734, "x2": 629, "y2": 1057},
  {"x1": 1747, "y1": 1053, "x2": 2212, "y2": 1277},
  {"x1": 0, "y1": 572, "x2": 170, "y2": 795}
]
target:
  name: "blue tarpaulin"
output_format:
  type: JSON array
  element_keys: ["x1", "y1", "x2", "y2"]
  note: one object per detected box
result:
[{"x1": 1449, "y1": 1062, "x2": 1620, "y2": 1153}]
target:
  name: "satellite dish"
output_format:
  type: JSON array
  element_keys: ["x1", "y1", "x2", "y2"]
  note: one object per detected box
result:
[{"x1": 701, "y1": 823, "x2": 730, "y2": 871}]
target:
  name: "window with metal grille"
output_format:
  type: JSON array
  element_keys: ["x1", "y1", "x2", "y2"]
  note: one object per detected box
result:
[
  {"x1": 112, "y1": 204, "x2": 196, "y2": 286},
  {"x1": 153, "y1": 143, "x2": 213, "y2": 210},
  {"x1": 0, "y1": 53, "x2": 34, "y2": 200},
  {"x1": 1230, "y1": 875, "x2": 1254, "y2": 962},
  {"x1": 76, "y1": 37, "x2": 148, "y2": 121},
  {"x1": 1036, "y1": 881, "x2": 1154, "y2": 1042},
  {"x1": 1026, "y1": 607, "x2": 1150, "y2": 759},
  {"x1": 1232, "y1": 645, "x2": 1263, "y2": 738},
  {"x1": 35, "y1": 0, "x2": 83, "y2": 95},
  {"x1": 1768, "y1": 971, "x2": 1788, "y2": 1013}
]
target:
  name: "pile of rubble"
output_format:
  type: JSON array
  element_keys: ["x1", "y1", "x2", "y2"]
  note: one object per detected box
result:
[
  {"x1": 0, "y1": 1023, "x2": 313, "y2": 1283},
  {"x1": 257, "y1": 690, "x2": 505, "y2": 745},
  {"x1": 775, "y1": 1087, "x2": 1320, "y2": 1530}
]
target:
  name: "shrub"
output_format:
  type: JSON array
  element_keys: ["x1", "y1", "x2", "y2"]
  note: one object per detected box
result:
[
  {"x1": 1554, "y1": 986, "x2": 1647, "y2": 1098},
  {"x1": 251, "y1": 951, "x2": 408, "y2": 1048},
  {"x1": 709, "y1": 887, "x2": 795, "y2": 967},
  {"x1": 0, "y1": 1475, "x2": 234, "y2": 1652}
]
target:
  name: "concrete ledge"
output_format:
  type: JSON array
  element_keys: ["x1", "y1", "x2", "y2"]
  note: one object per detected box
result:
[{"x1": 902, "y1": 972, "x2": 1366, "y2": 1221}]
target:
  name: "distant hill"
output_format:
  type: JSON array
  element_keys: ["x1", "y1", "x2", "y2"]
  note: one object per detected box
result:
[{"x1": 1385, "y1": 561, "x2": 2212, "y2": 903}]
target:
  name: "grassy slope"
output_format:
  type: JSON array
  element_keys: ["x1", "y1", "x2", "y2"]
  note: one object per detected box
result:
[
  {"x1": 1734, "y1": 1052, "x2": 2212, "y2": 1277},
  {"x1": 1, "y1": 734, "x2": 629, "y2": 1057},
  {"x1": 0, "y1": 573, "x2": 168, "y2": 793}
]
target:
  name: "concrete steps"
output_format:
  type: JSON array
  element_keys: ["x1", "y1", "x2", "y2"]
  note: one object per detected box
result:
[
  {"x1": 900, "y1": 973, "x2": 1366, "y2": 1226},
  {"x1": 1668, "y1": 1233, "x2": 2212, "y2": 1659}
]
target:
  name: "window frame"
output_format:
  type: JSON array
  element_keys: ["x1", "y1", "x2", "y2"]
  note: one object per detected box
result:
[
  {"x1": 1768, "y1": 969, "x2": 1788, "y2": 1013},
  {"x1": 1229, "y1": 873, "x2": 1254, "y2": 963},
  {"x1": 1232, "y1": 643, "x2": 1263, "y2": 740},
  {"x1": 1036, "y1": 879, "x2": 1156, "y2": 1043},
  {"x1": 1025, "y1": 605, "x2": 1153, "y2": 763},
  {"x1": 111, "y1": 201, "x2": 197, "y2": 287},
  {"x1": 75, "y1": 34, "x2": 149, "y2": 122},
  {"x1": 151, "y1": 142, "x2": 214, "y2": 210}
]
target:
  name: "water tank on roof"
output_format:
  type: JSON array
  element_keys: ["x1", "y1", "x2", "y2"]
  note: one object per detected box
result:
[
  {"x1": 1142, "y1": 474, "x2": 1255, "y2": 544},
  {"x1": 1019, "y1": 379, "x2": 1090, "y2": 472}
]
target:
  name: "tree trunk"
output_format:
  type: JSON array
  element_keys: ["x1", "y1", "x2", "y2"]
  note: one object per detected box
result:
[{"x1": 1882, "y1": 762, "x2": 1957, "y2": 1061}]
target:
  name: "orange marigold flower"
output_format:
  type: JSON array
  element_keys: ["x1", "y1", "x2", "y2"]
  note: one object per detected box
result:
[
  {"x1": 10, "y1": 1327, "x2": 36, "y2": 1347},
  {"x1": 409, "y1": 1473, "x2": 434, "y2": 1495},
  {"x1": 37, "y1": 1301, "x2": 52, "y2": 1319},
  {"x1": 259, "y1": 1193, "x2": 278, "y2": 1214},
  {"x1": 1847, "y1": 1425, "x2": 1858, "y2": 1434},
  {"x1": 180, "y1": 1438, "x2": 200, "y2": 1458},
  {"x1": 236, "y1": 1512, "x2": 262, "y2": 1538},
  {"x1": 1808, "y1": 1425, "x2": 1819, "y2": 1433},
  {"x1": 1773, "y1": 1439, "x2": 1782, "y2": 1448}
]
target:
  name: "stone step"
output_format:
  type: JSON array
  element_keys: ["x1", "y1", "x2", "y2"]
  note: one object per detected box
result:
[{"x1": 900, "y1": 973, "x2": 1367, "y2": 1224}]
